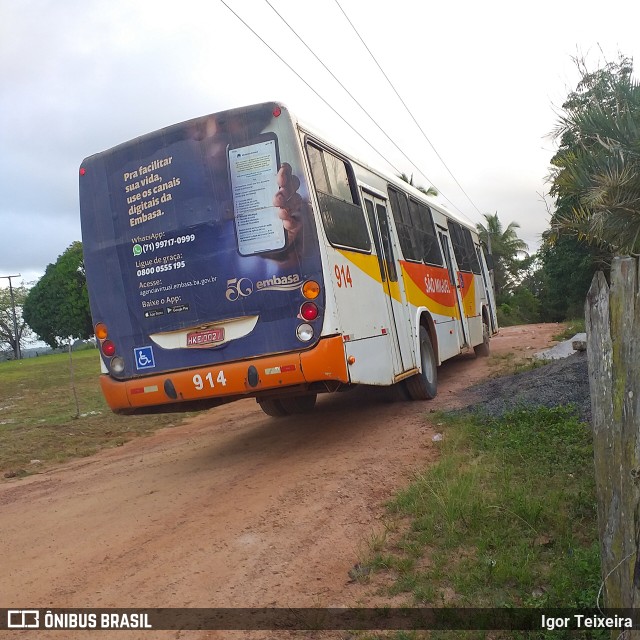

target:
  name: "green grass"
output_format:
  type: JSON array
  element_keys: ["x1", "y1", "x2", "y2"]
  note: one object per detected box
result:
[
  {"x1": 0, "y1": 349, "x2": 189, "y2": 475},
  {"x1": 553, "y1": 318, "x2": 586, "y2": 342},
  {"x1": 357, "y1": 405, "x2": 604, "y2": 640}
]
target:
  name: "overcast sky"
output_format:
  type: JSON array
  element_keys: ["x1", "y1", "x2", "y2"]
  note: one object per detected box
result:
[{"x1": 2, "y1": 0, "x2": 640, "y2": 288}]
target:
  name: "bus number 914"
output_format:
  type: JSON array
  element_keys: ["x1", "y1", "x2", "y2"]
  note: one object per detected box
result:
[
  {"x1": 193, "y1": 370, "x2": 227, "y2": 391},
  {"x1": 335, "y1": 264, "x2": 353, "y2": 288}
]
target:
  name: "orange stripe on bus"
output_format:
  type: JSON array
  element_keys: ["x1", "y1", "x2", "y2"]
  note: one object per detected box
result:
[{"x1": 335, "y1": 250, "x2": 479, "y2": 320}]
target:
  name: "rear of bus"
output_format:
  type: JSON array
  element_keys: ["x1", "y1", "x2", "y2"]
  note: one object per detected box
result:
[{"x1": 79, "y1": 102, "x2": 348, "y2": 414}]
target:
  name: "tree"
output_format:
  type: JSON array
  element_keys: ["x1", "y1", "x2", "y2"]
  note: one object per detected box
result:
[
  {"x1": 398, "y1": 172, "x2": 438, "y2": 197},
  {"x1": 537, "y1": 234, "x2": 603, "y2": 321},
  {"x1": 537, "y1": 56, "x2": 636, "y2": 321},
  {"x1": 549, "y1": 55, "x2": 640, "y2": 253},
  {"x1": 476, "y1": 213, "x2": 529, "y2": 297},
  {"x1": 0, "y1": 282, "x2": 32, "y2": 358},
  {"x1": 23, "y1": 242, "x2": 93, "y2": 349}
]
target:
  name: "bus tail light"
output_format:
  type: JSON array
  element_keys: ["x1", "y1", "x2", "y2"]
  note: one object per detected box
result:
[
  {"x1": 102, "y1": 340, "x2": 116, "y2": 357},
  {"x1": 296, "y1": 323, "x2": 314, "y2": 342},
  {"x1": 110, "y1": 356, "x2": 125, "y2": 374},
  {"x1": 95, "y1": 323, "x2": 122, "y2": 373},
  {"x1": 300, "y1": 302, "x2": 318, "y2": 321},
  {"x1": 95, "y1": 323, "x2": 108, "y2": 340},
  {"x1": 302, "y1": 280, "x2": 320, "y2": 299}
]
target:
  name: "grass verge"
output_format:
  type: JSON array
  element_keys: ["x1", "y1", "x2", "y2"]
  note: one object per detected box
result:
[
  {"x1": 553, "y1": 318, "x2": 586, "y2": 342},
  {"x1": 0, "y1": 349, "x2": 189, "y2": 476},
  {"x1": 358, "y1": 405, "x2": 603, "y2": 639}
]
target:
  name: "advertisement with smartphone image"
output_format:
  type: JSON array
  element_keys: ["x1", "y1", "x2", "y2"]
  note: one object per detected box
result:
[
  {"x1": 81, "y1": 102, "x2": 324, "y2": 377},
  {"x1": 228, "y1": 134, "x2": 286, "y2": 255}
]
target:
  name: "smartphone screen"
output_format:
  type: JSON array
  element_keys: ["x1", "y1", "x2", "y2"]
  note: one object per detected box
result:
[{"x1": 228, "y1": 135, "x2": 286, "y2": 256}]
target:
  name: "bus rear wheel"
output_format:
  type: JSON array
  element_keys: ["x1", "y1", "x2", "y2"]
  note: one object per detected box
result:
[
  {"x1": 280, "y1": 394, "x2": 317, "y2": 414},
  {"x1": 257, "y1": 393, "x2": 317, "y2": 417},
  {"x1": 257, "y1": 398, "x2": 289, "y2": 417},
  {"x1": 405, "y1": 326, "x2": 437, "y2": 400},
  {"x1": 474, "y1": 320, "x2": 491, "y2": 357}
]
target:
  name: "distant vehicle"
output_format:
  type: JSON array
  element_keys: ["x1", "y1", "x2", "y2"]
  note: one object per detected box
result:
[{"x1": 79, "y1": 101, "x2": 498, "y2": 416}]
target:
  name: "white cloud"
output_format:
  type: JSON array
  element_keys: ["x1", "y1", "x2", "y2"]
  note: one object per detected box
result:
[{"x1": 1, "y1": 0, "x2": 640, "y2": 278}]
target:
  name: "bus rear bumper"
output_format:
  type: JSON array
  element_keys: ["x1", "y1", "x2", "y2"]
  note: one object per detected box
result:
[{"x1": 100, "y1": 335, "x2": 349, "y2": 413}]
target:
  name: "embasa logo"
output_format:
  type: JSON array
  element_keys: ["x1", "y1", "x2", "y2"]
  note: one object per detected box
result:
[
  {"x1": 226, "y1": 274, "x2": 301, "y2": 300},
  {"x1": 256, "y1": 274, "x2": 301, "y2": 292}
]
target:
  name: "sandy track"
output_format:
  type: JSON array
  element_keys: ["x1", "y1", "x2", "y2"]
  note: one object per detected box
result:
[{"x1": 0, "y1": 324, "x2": 560, "y2": 639}]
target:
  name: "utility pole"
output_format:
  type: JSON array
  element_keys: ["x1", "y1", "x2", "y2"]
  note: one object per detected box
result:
[{"x1": 0, "y1": 274, "x2": 22, "y2": 360}]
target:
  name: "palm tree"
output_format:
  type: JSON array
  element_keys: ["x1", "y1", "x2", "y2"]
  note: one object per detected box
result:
[
  {"x1": 476, "y1": 213, "x2": 529, "y2": 296},
  {"x1": 549, "y1": 57, "x2": 640, "y2": 254},
  {"x1": 398, "y1": 173, "x2": 438, "y2": 197}
]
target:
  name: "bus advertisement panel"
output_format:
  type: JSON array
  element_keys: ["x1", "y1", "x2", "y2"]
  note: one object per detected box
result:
[{"x1": 80, "y1": 103, "x2": 327, "y2": 410}]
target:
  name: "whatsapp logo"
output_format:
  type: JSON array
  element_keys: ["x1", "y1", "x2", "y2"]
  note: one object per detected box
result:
[{"x1": 133, "y1": 244, "x2": 142, "y2": 256}]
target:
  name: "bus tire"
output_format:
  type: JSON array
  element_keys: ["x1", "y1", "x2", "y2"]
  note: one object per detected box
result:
[
  {"x1": 279, "y1": 394, "x2": 317, "y2": 414},
  {"x1": 385, "y1": 381, "x2": 411, "y2": 402},
  {"x1": 257, "y1": 398, "x2": 290, "y2": 417},
  {"x1": 405, "y1": 326, "x2": 437, "y2": 400},
  {"x1": 474, "y1": 320, "x2": 491, "y2": 357}
]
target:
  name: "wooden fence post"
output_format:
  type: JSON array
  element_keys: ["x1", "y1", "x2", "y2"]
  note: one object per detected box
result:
[{"x1": 586, "y1": 256, "x2": 640, "y2": 628}]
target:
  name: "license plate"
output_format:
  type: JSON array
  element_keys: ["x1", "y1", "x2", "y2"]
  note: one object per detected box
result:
[{"x1": 186, "y1": 327, "x2": 225, "y2": 347}]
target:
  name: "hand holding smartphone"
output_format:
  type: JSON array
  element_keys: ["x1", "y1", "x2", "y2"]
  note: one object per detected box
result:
[{"x1": 228, "y1": 134, "x2": 287, "y2": 256}]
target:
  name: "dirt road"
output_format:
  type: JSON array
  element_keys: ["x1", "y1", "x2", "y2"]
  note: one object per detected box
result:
[{"x1": 0, "y1": 324, "x2": 560, "y2": 638}]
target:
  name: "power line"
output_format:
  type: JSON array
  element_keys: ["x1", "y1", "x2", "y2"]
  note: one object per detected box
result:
[
  {"x1": 219, "y1": 0, "x2": 480, "y2": 227},
  {"x1": 263, "y1": 0, "x2": 442, "y2": 195},
  {"x1": 218, "y1": 0, "x2": 406, "y2": 178},
  {"x1": 334, "y1": 0, "x2": 485, "y2": 222}
]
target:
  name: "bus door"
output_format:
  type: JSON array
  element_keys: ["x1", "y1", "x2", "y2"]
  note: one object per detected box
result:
[
  {"x1": 363, "y1": 194, "x2": 411, "y2": 372},
  {"x1": 437, "y1": 228, "x2": 470, "y2": 348},
  {"x1": 476, "y1": 245, "x2": 498, "y2": 333}
]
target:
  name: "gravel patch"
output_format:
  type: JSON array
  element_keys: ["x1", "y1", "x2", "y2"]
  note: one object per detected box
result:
[{"x1": 465, "y1": 351, "x2": 591, "y2": 422}]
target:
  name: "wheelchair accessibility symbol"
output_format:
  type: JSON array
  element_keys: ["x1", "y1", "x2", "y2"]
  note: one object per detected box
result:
[{"x1": 134, "y1": 346, "x2": 156, "y2": 370}]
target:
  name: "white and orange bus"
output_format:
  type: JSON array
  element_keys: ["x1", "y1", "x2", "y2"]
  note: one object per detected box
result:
[{"x1": 79, "y1": 101, "x2": 497, "y2": 416}]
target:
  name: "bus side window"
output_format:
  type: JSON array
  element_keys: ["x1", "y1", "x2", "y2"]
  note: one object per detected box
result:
[
  {"x1": 463, "y1": 228, "x2": 481, "y2": 274},
  {"x1": 324, "y1": 152, "x2": 355, "y2": 203},
  {"x1": 387, "y1": 187, "x2": 416, "y2": 260},
  {"x1": 364, "y1": 199, "x2": 386, "y2": 282},
  {"x1": 388, "y1": 186, "x2": 443, "y2": 267},
  {"x1": 376, "y1": 203, "x2": 398, "y2": 282},
  {"x1": 307, "y1": 143, "x2": 371, "y2": 252},
  {"x1": 447, "y1": 220, "x2": 472, "y2": 272},
  {"x1": 438, "y1": 230, "x2": 457, "y2": 286},
  {"x1": 307, "y1": 144, "x2": 329, "y2": 192},
  {"x1": 408, "y1": 198, "x2": 443, "y2": 266}
]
